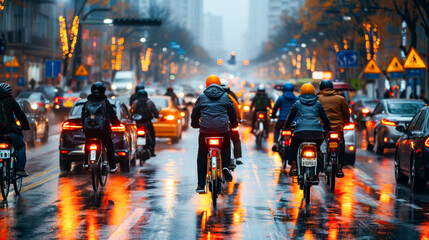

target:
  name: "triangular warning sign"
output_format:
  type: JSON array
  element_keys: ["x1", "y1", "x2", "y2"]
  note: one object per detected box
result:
[
  {"x1": 75, "y1": 64, "x2": 89, "y2": 76},
  {"x1": 404, "y1": 47, "x2": 428, "y2": 69},
  {"x1": 363, "y1": 59, "x2": 381, "y2": 74},
  {"x1": 386, "y1": 56, "x2": 404, "y2": 73},
  {"x1": 102, "y1": 61, "x2": 110, "y2": 70},
  {"x1": 11, "y1": 58, "x2": 19, "y2": 67}
]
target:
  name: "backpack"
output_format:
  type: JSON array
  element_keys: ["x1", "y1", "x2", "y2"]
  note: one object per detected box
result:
[
  {"x1": 83, "y1": 100, "x2": 108, "y2": 132},
  {"x1": 254, "y1": 95, "x2": 269, "y2": 110},
  {"x1": 132, "y1": 99, "x2": 151, "y2": 122},
  {"x1": 0, "y1": 101, "x2": 8, "y2": 130}
]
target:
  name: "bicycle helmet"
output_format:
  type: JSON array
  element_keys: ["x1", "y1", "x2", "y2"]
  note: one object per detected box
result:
[
  {"x1": 283, "y1": 82, "x2": 294, "y2": 92},
  {"x1": 319, "y1": 80, "x2": 334, "y2": 91},
  {"x1": 0, "y1": 83, "x2": 12, "y2": 94},
  {"x1": 300, "y1": 83, "x2": 315, "y2": 95},
  {"x1": 91, "y1": 82, "x2": 106, "y2": 95},
  {"x1": 220, "y1": 79, "x2": 229, "y2": 90},
  {"x1": 135, "y1": 84, "x2": 145, "y2": 92},
  {"x1": 257, "y1": 84, "x2": 265, "y2": 93},
  {"x1": 137, "y1": 89, "x2": 148, "y2": 98},
  {"x1": 206, "y1": 75, "x2": 221, "y2": 87}
]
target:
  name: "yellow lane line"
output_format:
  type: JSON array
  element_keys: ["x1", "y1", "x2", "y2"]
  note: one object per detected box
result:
[
  {"x1": 108, "y1": 208, "x2": 145, "y2": 240},
  {"x1": 23, "y1": 165, "x2": 59, "y2": 183}
]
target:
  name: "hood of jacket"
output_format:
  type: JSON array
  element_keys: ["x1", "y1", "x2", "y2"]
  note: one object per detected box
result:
[
  {"x1": 299, "y1": 94, "x2": 318, "y2": 105},
  {"x1": 318, "y1": 88, "x2": 337, "y2": 96},
  {"x1": 283, "y1": 91, "x2": 298, "y2": 100},
  {"x1": 88, "y1": 94, "x2": 107, "y2": 102},
  {"x1": 203, "y1": 84, "x2": 225, "y2": 99},
  {"x1": 0, "y1": 92, "x2": 12, "y2": 100}
]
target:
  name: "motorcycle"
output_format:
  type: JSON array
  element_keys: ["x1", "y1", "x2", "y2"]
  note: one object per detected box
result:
[
  {"x1": 85, "y1": 138, "x2": 108, "y2": 191},
  {"x1": 255, "y1": 111, "x2": 267, "y2": 146},
  {"x1": 0, "y1": 135, "x2": 22, "y2": 199},
  {"x1": 133, "y1": 114, "x2": 151, "y2": 166},
  {"x1": 278, "y1": 129, "x2": 293, "y2": 172},
  {"x1": 297, "y1": 142, "x2": 319, "y2": 204},
  {"x1": 205, "y1": 136, "x2": 224, "y2": 208},
  {"x1": 323, "y1": 131, "x2": 340, "y2": 191}
]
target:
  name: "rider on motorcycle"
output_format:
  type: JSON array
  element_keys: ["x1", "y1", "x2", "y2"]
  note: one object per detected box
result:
[
  {"x1": 317, "y1": 80, "x2": 350, "y2": 178},
  {"x1": 82, "y1": 82, "x2": 122, "y2": 173},
  {"x1": 191, "y1": 75, "x2": 238, "y2": 193},
  {"x1": 164, "y1": 87, "x2": 180, "y2": 106},
  {"x1": 131, "y1": 89, "x2": 159, "y2": 156},
  {"x1": 271, "y1": 82, "x2": 298, "y2": 152},
  {"x1": 283, "y1": 83, "x2": 331, "y2": 176},
  {"x1": 220, "y1": 79, "x2": 243, "y2": 166},
  {"x1": 0, "y1": 83, "x2": 30, "y2": 176},
  {"x1": 250, "y1": 85, "x2": 270, "y2": 137},
  {"x1": 130, "y1": 84, "x2": 145, "y2": 106}
]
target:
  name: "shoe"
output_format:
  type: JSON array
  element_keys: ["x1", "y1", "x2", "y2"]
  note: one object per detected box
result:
[
  {"x1": 336, "y1": 168, "x2": 345, "y2": 178},
  {"x1": 223, "y1": 168, "x2": 233, "y2": 182},
  {"x1": 196, "y1": 185, "x2": 205, "y2": 194},
  {"x1": 272, "y1": 143, "x2": 278, "y2": 152},
  {"x1": 109, "y1": 165, "x2": 118, "y2": 173},
  {"x1": 236, "y1": 159, "x2": 243, "y2": 165},
  {"x1": 228, "y1": 163, "x2": 236, "y2": 170},
  {"x1": 151, "y1": 152, "x2": 156, "y2": 157},
  {"x1": 16, "y1": 170, "x2": 29, "y2": 177},
  {"x1": 289, "y1": 162, "x2": 298, "y2": 176}
]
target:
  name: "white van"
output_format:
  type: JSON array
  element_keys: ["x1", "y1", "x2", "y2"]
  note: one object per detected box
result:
[{"x1": 112, "y1": 71, "x2": 137, "y2": 95}]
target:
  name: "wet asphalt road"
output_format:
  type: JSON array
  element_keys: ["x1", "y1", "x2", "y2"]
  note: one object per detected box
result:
[{"x1": 0, "y1": 119, "x2": 429, "y2": 239}]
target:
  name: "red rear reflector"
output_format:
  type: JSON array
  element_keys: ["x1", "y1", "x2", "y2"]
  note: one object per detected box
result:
[
  {"x1": 212, "y1": 149, "x2": 217, "y2": 157},
  {"x1": 0, "y1": 143, "x2": 9, "y2": 149},
  {"x1": 425, "y1": 137, "x2": 429, "y2": 147},
  {"x1": 89, "y1": 144, "x2": 98, "y2": 150},
  {"x1": 62, "y1": 121, "x2": 83, "y2": 130},
  {"x1": 284, "y1": 140, "x2": 289, "y2": 146},
  {"x1": 258, "y1": 113, "x2": 265, "y2": 119},
  {"x1": 16, "y1": 120, "x2": 21, "y2": 126},
  {"x1": 111, "y1": 123, "x2": 126, "y2": 132},
  {"x1": 38, "y1": 102, "x2": 44, "y2": 107},
  {"x1": 209, "y1": 139, "x2": 220, "y2": 146},
  {"x1": 343, "y1": 123, "x2": 355, "y2": 130},
  {"x1": 60, "y1": 150, "x2": 69, "y2": 154},
  {"x1": 330, "y1": 133, "x2": 339, "y2": 139},
  {"x1": 381, "y1": 119, "x2": 397, "y2": 127},
  {"x1": 137, "y1": 130, "x2": 146, "y2": 136},
  {"x1": 55, "y1": 97, "x2": 60, "y2": 104},
  {"x1": 281, "y1": 130, "x2": 292, "y2": 136},
  {"x1": 118, "y1": 152, "x2": 126, "y2": 156}
]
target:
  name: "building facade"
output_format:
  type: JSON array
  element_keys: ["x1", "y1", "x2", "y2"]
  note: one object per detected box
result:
[{"x1": 203, "y1": 13, "x2": 225, "y2": 59}]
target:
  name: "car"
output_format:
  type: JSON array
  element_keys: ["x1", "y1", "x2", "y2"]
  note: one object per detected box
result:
[
  {"x1": 178, "y1": 97, "x2": 190, "y2": 130},
  {"x1": 112, "y1": 71, "x2": 137, "y2": 95},
  {"x1": 59, "y1": 98, "x2": 137, "y2": 172},
  {"x1": 16, "y1": 99, "x2": 49, "y2": 147},
  {"x1": 16, "y1": 91, "x2": 52, "y2": 113},
  {"x1": 241, "y1": 91, "x2": 256, "y2": 122},
  {"x1": 80, "y1": 83, "x2": 114, "y2": 98},
  {"x1": 54, "y1": 92, "x2": 81, "y2": 113},
  {"x1": 34, "y1": 85, "x2": 63, "y2": 102},
  {"x1": 343, "y1": 117, "x2": 357, "y2": 165},
  {"x1": 351, "y1": 98, "x2": 379, "y2": 128},
  {"x1": 150, "y1": 96, "x2": 182, "y2": 143},
  {"x1": 366, "y1": 99, "x2": 426, "y2": 154},
  {"x1": 395, "y1": 107, "x2": 429, "y2": 191}
]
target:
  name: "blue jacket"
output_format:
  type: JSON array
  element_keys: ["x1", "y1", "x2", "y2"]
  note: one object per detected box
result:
[
  {"x1": 271, "y1": 91, "x2": 298, "y2": 120},
  {"x1": 284, "y1": 94, "x2": 331, "y2": 133}
]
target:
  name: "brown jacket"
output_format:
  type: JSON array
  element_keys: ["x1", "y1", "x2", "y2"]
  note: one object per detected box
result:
[{"x1": 317, "y1": 89, "x2": 350, "y2": 131}]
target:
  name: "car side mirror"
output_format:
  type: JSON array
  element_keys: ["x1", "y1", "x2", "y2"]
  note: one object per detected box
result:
[{"x1": 396, "y1": 125, "x2": 405, "y2": 132}]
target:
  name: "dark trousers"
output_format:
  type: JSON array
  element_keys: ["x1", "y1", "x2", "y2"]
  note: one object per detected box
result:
[
  {"x1": 146, "y1": 122, "x2": 156, "y2": 151},
  {"x1": 8, "y1": 133, "x2": 27, "y2": 170},
  {"x1": 197, "y1": 132, "x2": 231, "y2": 187},
  {"x1": 251, "y1": 112, "x2": 268, "y2": 135},
  {"x1": 273, "y1": 120, "x2": 286, "y2": 143},
  {"x1": 85, "y1": 131, "x2": 116, "y2": 168},
  {"x1": 230, "y1": 130, "x2": 242, "y2": 158}
]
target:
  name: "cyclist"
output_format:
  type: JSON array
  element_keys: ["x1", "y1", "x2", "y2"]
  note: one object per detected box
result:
[
  {"x1": 131, "y1": 89, "x2": 159, "y2": 156},
  {"x1": 220, "y1": 79, "x2": 243, "y2": 166},
  {"x1": 271, "y1": 82, "x2": 298, "y2": 151},
  {"x1": 82, "y1": 82, "x2": 122, "y2": 173},
  {"x1": 164, "y1": 87, "x2": 180, "y2": 106},
  {"x1": 130, "y1": 84, "x2": 145, "y2": 106},
  {"x1": 284, "y1": 83, "x2": 331, "y2": 176},
  {"x1": 317, "y1": 80, "x2": 350, "y2": 178},
  {"x1": 191, "y1": 75, "x2": 238, "y2": 193},
  {"x1": 250, "y1": 85, "x2": 270, "y2": 137},
  {"x1": 0, "y1": 83, "x2": 30, "y2": 177}
]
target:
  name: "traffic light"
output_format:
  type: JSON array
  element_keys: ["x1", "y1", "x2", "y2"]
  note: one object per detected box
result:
[
  {"x1": 217, "y1": 59, "x2": 224, "y2": 65},
  {"x1": 112, "y1": 18, "x2": 162, "y2": 26},
  {"x1": 0, "y1": 37, "x2": 5, "y2": 55},
  {"x1": 228, "y1": 52, "x2": 236, "y2": 65}
]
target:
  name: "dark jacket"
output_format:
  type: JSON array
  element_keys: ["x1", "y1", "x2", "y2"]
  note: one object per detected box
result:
[
  {"x1": 250, "y1": 93, "x2": 271, "y2": 111},
  {"x1": 129, "y1": 93, "x2": 138, "y2": 106},
  {"x1": 131, "y1": 97, "x2": 159, "y2": 123},
  {"x1": 284, "y1": 94, "x2": 331, "y2": 133},
  {"x1": 0, "y1": 92, "x2": 30, "y2": 136},
  {"x1": 165, "y1": 91, "x2": 179, "y2": 106},
  {"x1": 81, "y1": 94, "x2": 121, "y2": 130},
  {"x1": 271, "y1": 91, "x2": 298, "y2": 120},
  {"x1": 191, "y1": 84, "x2": 238, "y2": 134},
  {"x1": 317, "y1": 89, "x2": 350, "y2": 131}
]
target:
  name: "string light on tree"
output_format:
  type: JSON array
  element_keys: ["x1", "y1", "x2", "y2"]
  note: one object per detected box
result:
[
  {"x1": 58, "y1": 16, "x2": 79, "y2": 60},
  {"x1": 0, "y1": 0, "x2": 5, "y2": 13}
]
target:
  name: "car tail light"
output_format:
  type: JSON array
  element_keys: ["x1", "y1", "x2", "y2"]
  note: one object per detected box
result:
[
  {"x1": 111, "y1": 123, "x2": 126, "y2": 132},
  {"x1": 384, "y1": 137, "x2": 389, "y2": 143},
  {"x1": 16, "y1": 120, "x2": 21, "y2": 126},
  {"x1": 163, "y1": 115, "x2": 175, "y2": 121},
  {"x1": 343, "y1": 123, "x2": 355, "y2": 130},
  {"x1": 281, "y1": 130, "x2": 292, "y2": 136},
  {"x1": 284, "y1": 140, "x2": 289, "y2": 146},
  {"x1": 208, "y1": 139, "x2": 220, "y2": 146},
  {"x1": 425, "y1": 137, "x2": 429, "y2": 147},
  {"x1": 55, "y1": 97, "x2": 60, "y2": 104},
  {"x1": 243, "y1": 106, "x2": 250, "y2": 112},
  {"x1": 180, "y1": 112, "x2": 185, "y2": 117},
  {"x1": 381, "y1": 119, "x2": 397, "y2": 127},
  {"x1": 349, "y1": 108, "x2": 352, "y2": 114},
  {"x1": 137, "y1": 130, "x2": 146, "y2": 136},
  {"x1": 62, "y1": 121, "x2": 83, "y2": 130},
  {"x1": 330, "y1": 133, "x2": 339, "y2": 139},
  {"x1": 350, "y1": 101, "x2": 354, "y2": 105},
  {"x1": 89, "y1": 144, "x2": 98, "y2": 151},
  {"x1": 0, "y1": 143, "x2": 9, "y2": 149},
  {"x1": 212, "y1": 149, "x2": 217, "y2": 157},
  {"x1": 118, "y1": 152, "x2": 127, "y2": 156},
  {"x1": 348, "y1": 146, "x2": 355, "y2": 151},
  {"x1": 38, "y1": 102, "x2": 44, "y2": 107},
  {"x1": 232, "y1": 126, "x2": 240, "y2": 131},
  {"x1": 362, "y1": 108, "x2": 370, "y2": 114},
  {"x1": 258, "y1": 113, "x2": 265, "y2": 119},
  {"x1": 238, "y1": 104, "x2": 242, "y2": 109},
  {"x1": 60, "y1": 150, "x2": 69, "y2": 154}
]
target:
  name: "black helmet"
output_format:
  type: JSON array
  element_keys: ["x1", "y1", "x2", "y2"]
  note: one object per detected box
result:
[
  {"x1": 0, "y1": 83, "x2": 12, "y2": 94},
  {"x1": 319, "y1": 80, "x2": 334, "y2": 91},
  {"x1": 135, "y1": 84, "x2": 145, "y2": 92},
  {"x1": 283, "y1": 82, "x2": 294, "y2": 92},
  {"x1": 137, "y1": 89, "x2": 148, "y2": 98},
  {"x1": 91, "y1": 82, "x2": 106, "y2": 95}
]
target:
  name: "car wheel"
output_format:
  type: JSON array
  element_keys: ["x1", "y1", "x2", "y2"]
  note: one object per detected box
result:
[
  {"x1": 410, "y1": 155, "x2": 426, "y2": 192},
  {"x1": 59, "y1": 158, "x2": 71, "y2": 172},
  {"x1": 28, "y1": 129, "x2": 37, "y2": 147},
  {"x1": 366, "y1": 129, "x2": 373, "y2": 151},
  {"x1": 41, "y1": 126, "x2": 49, "y2": 144},
  {"x1": 374, "y1": 134, "x2": 384, "y2": 155},
  {"x1": 172, "y1": 137, "x2": 179, "y2": 143},
  {"x1": 120, "y1": 154, "x2": 131, "y2": 173},
  {"x1": 394, "y1": 151, "x2": 407, "y2": 184}
]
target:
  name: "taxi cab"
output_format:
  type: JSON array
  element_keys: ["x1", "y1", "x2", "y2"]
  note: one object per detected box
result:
[{"x1": 151, "y1": 96, "x2": 183, "y2": 143}]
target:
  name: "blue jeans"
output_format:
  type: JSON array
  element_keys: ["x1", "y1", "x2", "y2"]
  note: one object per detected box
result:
[{"x1": 8, "y1": 133, "x2": 27, "y2": 170}]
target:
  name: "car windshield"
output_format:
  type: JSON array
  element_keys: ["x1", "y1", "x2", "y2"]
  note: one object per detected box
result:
[
  {"x1": 363, "y1": 100, "x2": 379, "y2": 109},
  {"x1": 387, "y1": 102, "x2": 425, "y2": 115},
  {"x1": 63, "y1": 93, "x2": 80, "y2": 98},
  {"x1": 113, "y1": 78, "x2": 131, "y2": 83},
  {"x1": 151, "y1": 98, "x2": 169, "y2": 108},
  {"x1": 69, "y1": 103, "x2": 84, "y2": 117},
  {"x1": 18, "y1": 92, "x2": 40, "y2": 101}
]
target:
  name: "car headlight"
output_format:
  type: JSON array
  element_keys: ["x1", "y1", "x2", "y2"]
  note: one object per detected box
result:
[
  {"x1": 112, "y1": 85, "x2": 117, "y2": 90},
  {"x1": 126, "y1": 84, "x2": 132, "y2": 90},
  {"x1": 31, "y1": 103, "x2": 38, "y2": 110}
]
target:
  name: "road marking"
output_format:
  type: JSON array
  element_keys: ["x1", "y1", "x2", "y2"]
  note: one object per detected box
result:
[
  {"x1": 108, "y1": 208, "x2": 145, "y2": 240},
  {"x1": 8, "y1": 171, "x2": 58, "y2": 197},
  {"x1": 23, "y1": 165, "x2": 58, "y2": 183},
  {"x1": 405, "y1": 203, "x2": 423, "y2": 210}
]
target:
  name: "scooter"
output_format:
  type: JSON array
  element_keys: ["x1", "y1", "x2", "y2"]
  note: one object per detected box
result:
[
  {"x1": 255, "y1": 112, "x2": 266, "y2": 146},
  {"x1": 297, "y1": 142, "x2": 319, "y2": 204},
  {"x1": 133, "y1": 114, "x2": 152, "y2": 166}
]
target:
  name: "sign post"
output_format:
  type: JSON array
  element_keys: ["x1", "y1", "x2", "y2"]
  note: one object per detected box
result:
[
  {"x1": 403, "y1": 47, "x2": 428, "y2": 98},
  {"x1": 363, "y1": 59, "x2": 382, "y2": 98}
]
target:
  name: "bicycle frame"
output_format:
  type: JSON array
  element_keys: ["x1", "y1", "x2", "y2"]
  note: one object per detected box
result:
[{"x1": 205, "y1": 137, "x2": 224, "y2": 208}]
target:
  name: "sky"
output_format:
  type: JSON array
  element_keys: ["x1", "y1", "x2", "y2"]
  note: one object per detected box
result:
[{"x1": 203, "y1": 0, "x2": 249, "y2": 56}]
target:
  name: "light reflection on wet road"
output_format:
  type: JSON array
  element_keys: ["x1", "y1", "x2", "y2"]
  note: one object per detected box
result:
[{"x1": 0, "y1": 124, "x2": 428, "y2": 239}]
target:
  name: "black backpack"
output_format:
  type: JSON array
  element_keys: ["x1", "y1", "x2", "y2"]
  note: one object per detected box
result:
[
  {"x1": 132, "y1": 99, "x2": 151, "y2": 122},
  {"x1": 83, "y1": 100, "x2": 108, "y2": 132},
  {"x1": 0, "y1": 101, "x2": 8, "y2": 130}
]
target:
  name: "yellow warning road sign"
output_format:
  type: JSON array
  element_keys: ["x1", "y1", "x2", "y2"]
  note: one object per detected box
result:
[
  {"x1": 102, "y1": 61, "x2": 110, "y2": 70},
  {"x1": 386, "y1": 56, "x2": 404, "y2": 73},
  {"x1": 404, "y1": 47, "x2": 428, "y2": 69},
  {"x1": 11, "y1": 58, "x2": 19, "y2": 67},
  {"x1": 75, "y1": 64, "x2": 89, "y2": 76},
  {"x1": 363, "y1": 59, "x2": 381, "y2": 74}
]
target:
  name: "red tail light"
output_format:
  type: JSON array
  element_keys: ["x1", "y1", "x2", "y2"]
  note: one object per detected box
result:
[
  {"x1": 281, "y1": 130, "x2": 292, "y2": 136},
  {"x1": 0, "y1": 143, "x2": 9, "y2": 149},
  {"x1": 349, "y1": 108, "x2": 352, "y2": 114},
  {"x1": 208, "y1": 139, "x2": 220, "y2": 146},
  {"x1": 16, "y1": 120, "x2": 21, "y2": 126},
  {"x1": 330, "y1": 133, "x2": 339, "y2": 139},
  {"x1": 62, "y1": 121, "x2": 83, "y2": 130},
  {"x1": 38, "y1": 102, "x2": 44, "y2": 107},
  {"x1": 60, "y1": 150, "x2": 69, "y2": 154},
  {"x1": 232, "y1": 126, "x2": 240, "y2": 131},
  {"x1": 361, "y1": 108, "x2": 370, "y2": 114},
  {"x1": 118, "y1": 152, "x2": 127, "y2": 156},
  {"x1": 89, "y1": 144, "x2": 98, "y2": 150},
  {"x1": 284, "y1": 140, "x2": 289, "y2": 146},
  {"x1": 111, "y1": 123, "x2": 126, "y2": 132},
  {"x1": 137, "y1": 130, "x2": 146, "y2": 136},
  {"x1": 381, "y1": 119, "x2": 397, "y2": 127},
  {"x1": 425, "y1": 137, "x2": 429, "y2": 147},
  {"x1": 303, "y1": 150, "x2": 316, "y2": 158},
  {"x1": 258, "y1": 113, "x2": 265, "y2": 119},
  {"x1": 55, "y1": 97, "x2": 60, "y2": 104},
  {"x1": 212, "y1": 149, "x2": 217, "y2": 157},
  {"x1": 343, "y1": 123, "x2": 355, "y2": 130}
]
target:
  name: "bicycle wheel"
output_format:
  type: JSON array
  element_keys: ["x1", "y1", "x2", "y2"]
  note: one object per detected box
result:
[
  {"x1": 0, "y1": 160, "x2": 10, "y2": 199},
  {"x1": 303, "y1": 173, "x2": 311, "y2": 204},
  {"x1": 92, "y1": 167, "x2": 99, "y2": 192},
  {"x1": 211, "y1": 180, "x2": 217, "y2": 208},
  {"x1": 12, "y1": 158, "x2": 22, "y2": 194},
  {"x1": 99, "y1": 155, "x2": 108, "y2": 187},
  {"x1": 330, "y1": 164, "x2": 336, "y2": 191}
]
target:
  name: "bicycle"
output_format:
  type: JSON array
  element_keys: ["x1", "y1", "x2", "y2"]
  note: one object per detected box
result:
[
  {"x1": 0, "y1": 135, "x2": 22, "y2": 200},
  {"x1": 85, "y1": 138, "x2": 108, "y2": 192},
  {"x1": 205, "y1": 137, "x2": 224, "y2": 208}
]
